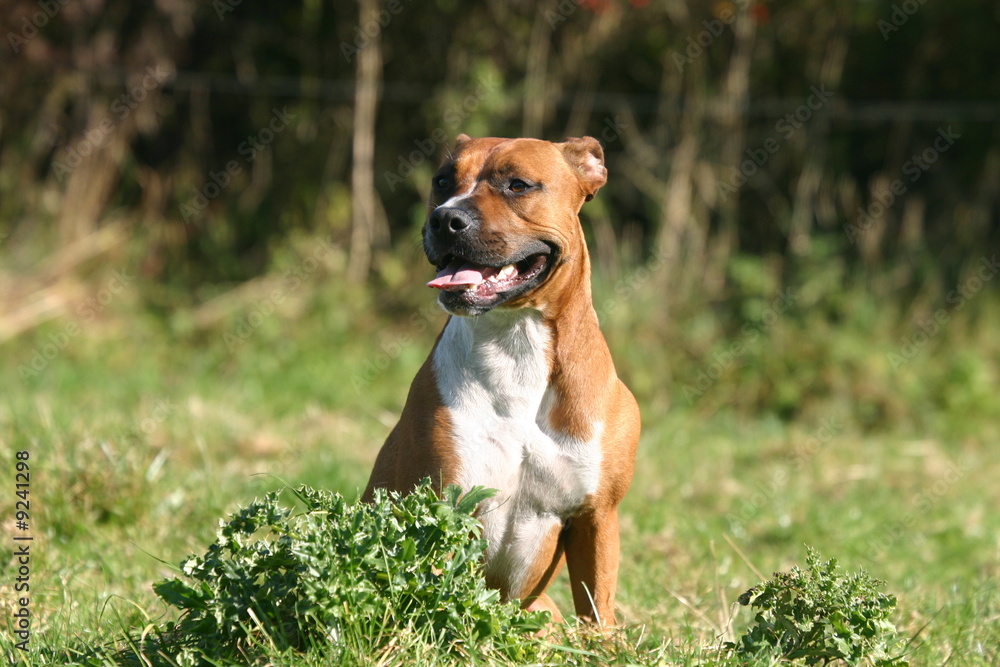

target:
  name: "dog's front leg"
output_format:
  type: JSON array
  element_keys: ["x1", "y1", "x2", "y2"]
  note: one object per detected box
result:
[{"x1": 564, "y1": 507, "x2": 621, "y2": 625}]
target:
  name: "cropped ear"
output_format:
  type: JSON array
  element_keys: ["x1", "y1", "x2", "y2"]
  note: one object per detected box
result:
[{"x1": 558, "y1": 136, "x2": 607, "y2": 202}]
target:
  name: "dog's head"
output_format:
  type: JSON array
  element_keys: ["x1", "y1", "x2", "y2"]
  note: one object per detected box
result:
[{"x1": 423, "y1": 135, "x2": 606, "y2": 316}]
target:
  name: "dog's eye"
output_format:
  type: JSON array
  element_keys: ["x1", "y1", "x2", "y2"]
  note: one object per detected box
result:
[
  {"x1": 509, "y1": 179, "x2": 530, "y2": 193},
  {"x1": 433, "y1": 175, "x2": 450, "y2": 190}
]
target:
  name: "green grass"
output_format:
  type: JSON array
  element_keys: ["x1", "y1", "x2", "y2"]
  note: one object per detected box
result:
[{"x1": 1, "y1": 249, "x2": 998, "y2": 665}]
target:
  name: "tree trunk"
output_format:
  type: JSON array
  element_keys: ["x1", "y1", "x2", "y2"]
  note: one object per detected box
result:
[{"x1": 348, "y1": 0, "x2": 386, "y2": 281}]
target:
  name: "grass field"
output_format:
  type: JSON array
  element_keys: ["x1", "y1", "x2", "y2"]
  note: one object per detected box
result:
[{"x1": 1, "y1": 247, "x2": 998, "y2": 665}]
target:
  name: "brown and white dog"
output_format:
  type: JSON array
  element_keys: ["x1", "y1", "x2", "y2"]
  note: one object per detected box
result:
[{"x1": 363, "y1": 134, "x2": 640, "y2": 625}]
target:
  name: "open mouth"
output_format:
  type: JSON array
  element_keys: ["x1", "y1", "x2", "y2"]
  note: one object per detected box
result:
[{"x1": 426, "y1": 250, "x2": 552, "y2": 313}]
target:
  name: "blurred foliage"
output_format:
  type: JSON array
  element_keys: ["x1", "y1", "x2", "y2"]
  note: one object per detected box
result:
[
  {"x1": 1, "y1": 0, "x2": 998, "y2": 290},
  {"x1": 1, "y1": 0, "x2": 998, "y2": 431}
]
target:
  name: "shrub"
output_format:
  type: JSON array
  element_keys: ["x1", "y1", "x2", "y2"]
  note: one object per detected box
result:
[
  {"x1": 152, "y1": 479, "x2": 548, "y2": 663},
  {"x1": 728, "y1": 547, "x2": 906, "y2": 665}
]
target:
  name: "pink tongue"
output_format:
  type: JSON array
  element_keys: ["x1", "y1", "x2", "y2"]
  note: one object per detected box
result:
[{"x1": 427, "y1": 261, "x2": 496, "y2": 290}]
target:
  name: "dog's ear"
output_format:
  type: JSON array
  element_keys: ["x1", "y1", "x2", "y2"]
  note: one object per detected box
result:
[
  {"x1": 455, "y1": 133, "x2": 472, "y2": 145},
  {"x1": 558, "y1": 136, "x2": 607, "y2": 202}
]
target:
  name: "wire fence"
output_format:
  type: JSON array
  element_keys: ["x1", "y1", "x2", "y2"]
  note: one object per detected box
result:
[{"x1": 79, "y1": 68, "x2": 1000, "y2": 123}]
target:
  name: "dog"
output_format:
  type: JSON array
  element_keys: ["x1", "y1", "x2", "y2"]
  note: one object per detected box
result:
[{"x1": 363, "y1": 134, "x2": 640, "y2": 625}]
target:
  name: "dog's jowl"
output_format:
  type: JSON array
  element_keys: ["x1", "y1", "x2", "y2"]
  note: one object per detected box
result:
[{"x1": 364, "y1": 135, "x2": 640, "y2": 625}]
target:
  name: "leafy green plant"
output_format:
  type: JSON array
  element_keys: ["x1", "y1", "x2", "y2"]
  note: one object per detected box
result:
[
  {"x1": 152, "y1": 479, "x2": 548, "y2": 664},
  {"x1": 728, "y1": 547, "x2": 906, "y2": 666}
]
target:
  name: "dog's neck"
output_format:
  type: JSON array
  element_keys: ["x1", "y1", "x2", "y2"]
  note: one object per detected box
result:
[
  {"x1": 434, "y1": 308, "x2": 552, "y2": 400},
  {"x1": 433, "y1": 295, "x2": 610, "y2": 444}
]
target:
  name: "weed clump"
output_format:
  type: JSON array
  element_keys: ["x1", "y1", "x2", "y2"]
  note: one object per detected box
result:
[
  {"x1": 152, "y1": 479, "x2": 547, "y2": 664},
  {"x1": 728, "y1": 547, "x2": 905, "y2": 665}
]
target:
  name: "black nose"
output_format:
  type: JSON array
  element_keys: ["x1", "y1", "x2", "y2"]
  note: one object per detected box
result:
[{"x1": 428, "y1": 207, "x2": 476, "y2": 239}]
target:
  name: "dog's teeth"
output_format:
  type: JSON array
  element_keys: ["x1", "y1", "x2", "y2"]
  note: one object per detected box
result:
[
  {"x1": 464, "y1": 284, "x2": 477, "y2": 292},
  {"x1": 499, "y1": 264, "x2": 516, "y2": 279}
]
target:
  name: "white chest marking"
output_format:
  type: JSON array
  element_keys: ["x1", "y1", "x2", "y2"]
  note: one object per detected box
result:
[{"x1": 432, "y1": 309, "x2": 603, "y2": 596}]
